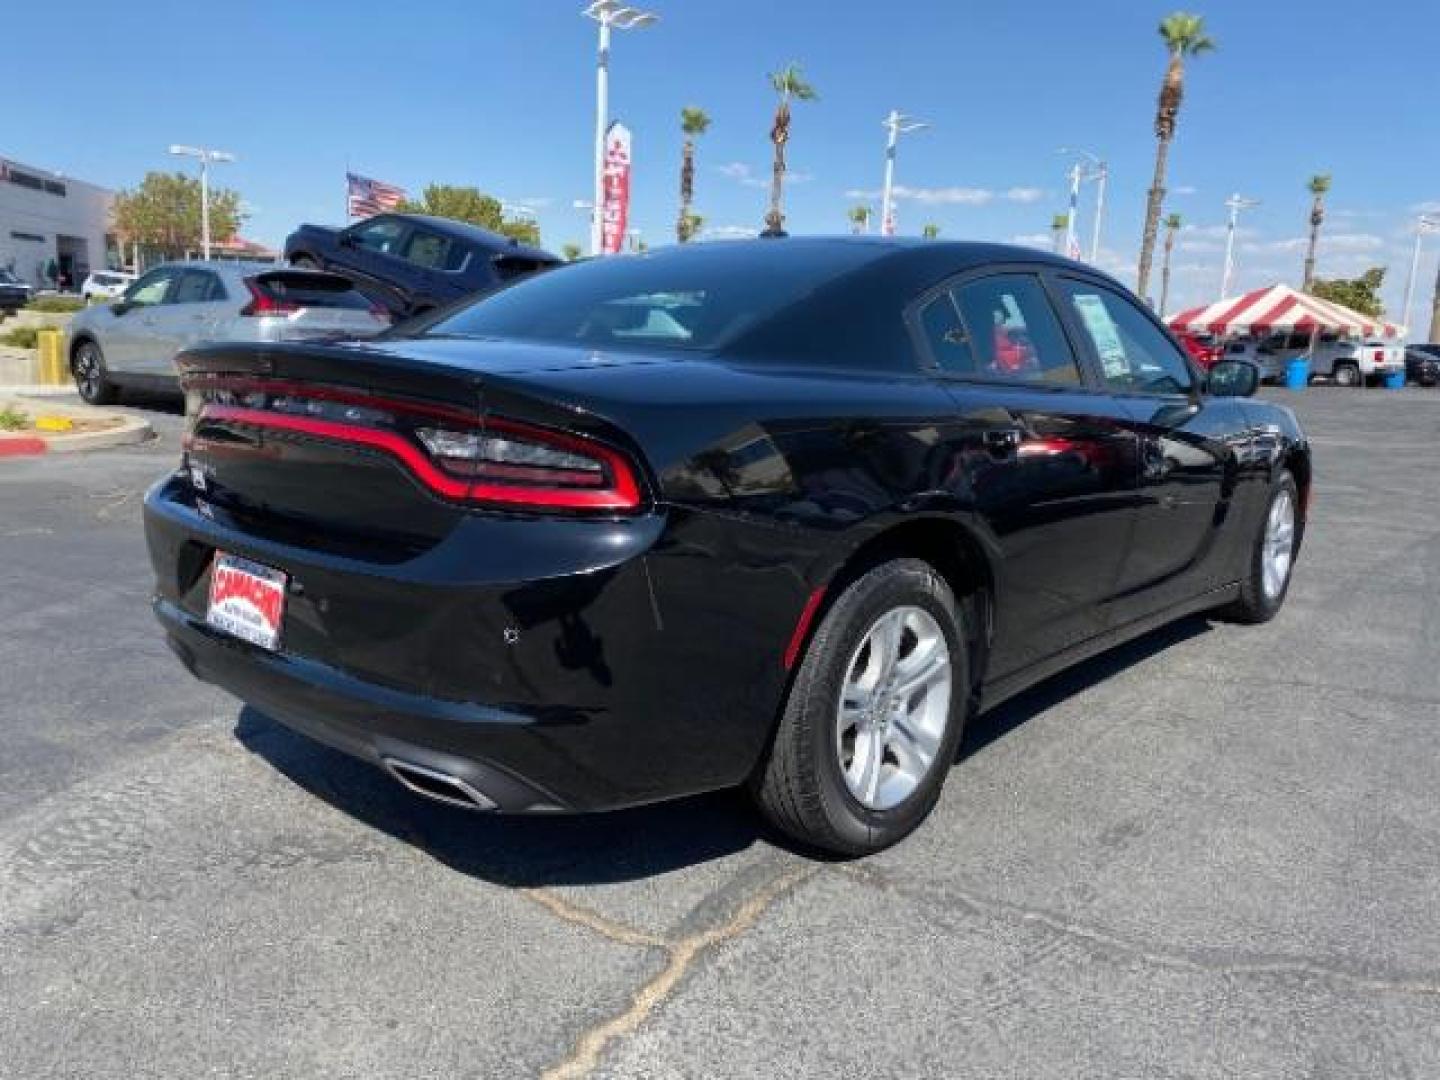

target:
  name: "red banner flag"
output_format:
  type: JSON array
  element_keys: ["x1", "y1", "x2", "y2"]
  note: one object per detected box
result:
[{"x1": 601, "y1": 122, "x2": 632, "y2": 255}]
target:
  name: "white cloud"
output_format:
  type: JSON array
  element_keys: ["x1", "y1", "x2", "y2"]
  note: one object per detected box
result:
[
  {"x1": 700, "y1": 225, "x2": 760, "y2": 240},
  {"x1": 843, "y1": 184, "x2": 1044, "y2": 206},
  {"x1": 1172, "y1": 185, "x2": 1198, "y2": 196},
  {"x1": 1010, "y1": 232, "x2": 1054, "y2": 249},
  {"x1": 1410, "y1": 201, "x2": 1440, "y2": 215},
  {"x1": 510, "y1": 196, "x2": 554, "y2": 210},
  {"x1": 1184, "y1": 223, "x2": 1257, "y2": 240},
  {"x1": 1240, "y1": 232, "x2": 1383, "y2": 255},
  {"x1": 719, "y1": 162, "x2": 810, "y2": 188}
]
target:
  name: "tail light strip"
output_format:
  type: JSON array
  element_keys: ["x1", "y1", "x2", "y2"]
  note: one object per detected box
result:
[{"x1": 189, "y1": 382, "x2": 642, "y2": 511}]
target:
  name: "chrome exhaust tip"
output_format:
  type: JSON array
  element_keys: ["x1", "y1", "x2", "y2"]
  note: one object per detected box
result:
[{"x1": 382, "y1": 758, "x2": 498, "y2": 811}]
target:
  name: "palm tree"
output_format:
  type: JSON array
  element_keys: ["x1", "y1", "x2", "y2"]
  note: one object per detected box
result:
[
  {"x1": 847, "y1": 205, "x2": 871, "y2": 234},
  {"x1": 922, "y1": 223, "x2": 940, "y2": 240},
  {"x1": 1051, "y1": 213, "x2": 1069, "y2": 254},
  {"x1": 764, "y1": 64, "x2": 818, "y2": 234},
  {"x1": 677, "y1": 106, "x2": 711, "y2": 243},
  {"x1": 1136, "y1": 12, "x2": 1216, "y2": 301},
  {"x1": 1159, "y1": 213, "x2": 1183, "y2": 317},
  {"x1": 1301, "y1": 173, "x2": 1331, "y2": 291}
]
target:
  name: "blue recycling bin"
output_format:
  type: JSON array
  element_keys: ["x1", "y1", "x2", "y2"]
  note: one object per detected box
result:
[
  {"x1": 1385, "y1": 370, "x2": 1406, "y2": 390},
  {"x1": 1285, "y1": 357, "x2": 1310, "y2": 390}
]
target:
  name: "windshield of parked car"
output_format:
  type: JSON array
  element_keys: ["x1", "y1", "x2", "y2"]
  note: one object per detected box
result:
[{"x1": 423, "y1": 243, "x2": 883, "y2": 352}]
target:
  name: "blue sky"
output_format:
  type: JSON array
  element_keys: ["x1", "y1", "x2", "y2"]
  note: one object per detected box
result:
[{"x1": 8, "y1": 0, "x2": 1439, "y2": 323}]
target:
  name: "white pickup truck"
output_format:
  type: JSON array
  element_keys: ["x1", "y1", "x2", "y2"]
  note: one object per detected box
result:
[
  {"x1": 1221, "y1": 334, "x2": 1403, "y2": 387},
  {"x1": 1314, "y1": 339, "x2": 1404, "y2": 387}
]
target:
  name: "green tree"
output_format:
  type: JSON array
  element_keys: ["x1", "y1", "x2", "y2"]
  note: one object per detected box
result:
[
  {"x1": 1159, "y1": 212, "x2": 1183, "y2": 317},
  {"x1": 677, "y1": 106, "x2": 711, "y2": 243},
  {"x1": 921, "y1": 223, "x2": 940, "y2": 240},
  {"x1": 394, "y1": 184, "x2": 540, "y2": 245},
  {"x1": 1310, "y1": 267, "x2": 1385, "y2": 319},
  {"x1": 1136, "y1": 13, "x2": 1215, "y2": 301},
  {"x1": 111, "y1": 171, "x2": 245, "y2": 260},
  {"x1": 847, "y1": 205, "x2": 871, "y2": 234},
  {"x1": 764, "y1": 64, "x2": 818, "y2": 234},
  {"x1": 1302, "y1": 173, "x2": 1332, "y2": 291},
  {"x1": 561, "y1": 242, "x2": 583, "y2": 262}
]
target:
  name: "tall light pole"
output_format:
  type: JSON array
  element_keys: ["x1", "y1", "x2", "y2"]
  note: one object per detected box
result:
[
  {"x1": 1400, "y1": 213, "x2": 1440, "y2": 339},
  {"x1": 582, "y1": 1, "x2": 657, "y2": 256},
  {"x1": 169, "y1": 144, "x2": 235, "y2": 261},
  {"x1": 1057, "y1": 148, "x2": 1106, "y2": 262},
  {"x1": 880, "y1": 110, "x2": 928, "y2": 236},
  {"x1": 1220, "y1": 192, "x2": 1261, "y2": 299}
]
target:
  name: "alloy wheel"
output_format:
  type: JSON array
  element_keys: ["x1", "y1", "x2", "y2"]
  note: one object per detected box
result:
[
  {"x1": 74, "y1": 346, "x2": 101, "y2": 401},
  {"x1": 835, "y1": 605, "x2": 952, "y2": 810},
  {"x1": 1261, "y1": 489, "x2": 1296, "y2": 600}
]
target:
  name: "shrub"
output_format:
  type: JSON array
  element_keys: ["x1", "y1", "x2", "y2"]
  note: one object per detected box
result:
[
  {"x1": 0, "y1": 405, "x2": 28, "y2": 431},
  {"x1": 26, "y1": 296, "x2": 86, "y2": 314},
  {"x1": 0, "y1": 326, "x2": 39, "y2": 349}
]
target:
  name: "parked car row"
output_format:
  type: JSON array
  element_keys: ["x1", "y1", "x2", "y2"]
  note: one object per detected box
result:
[
  {"x1": 0, "y1": 267, "x2": 34, "y2": 314},
  {"x1": 1220, "y1": 333, "x2": 1407, "y2": 387},
  {"x1": 60, "y1": 213, "x2": 563, "y2": 399}
]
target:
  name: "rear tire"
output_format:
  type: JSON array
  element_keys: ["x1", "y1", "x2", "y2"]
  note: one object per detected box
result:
[
  {"x1": 72, "y1": 340, "x2": 117, "y2": 405},
  {"x1": 1219, "y1": 471, "x2": 1300, "y2": 625},
  {"x1": 1333, "y1": 362, "x2": 1360, "y2": 388},
  {"x1": 751, "y1": 559, "x2": 969, "y2": 856}
]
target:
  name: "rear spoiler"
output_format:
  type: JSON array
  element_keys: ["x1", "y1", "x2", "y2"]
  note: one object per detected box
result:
[{"x1": 246, "y1": 269, "x2": 358, "y2": 292}]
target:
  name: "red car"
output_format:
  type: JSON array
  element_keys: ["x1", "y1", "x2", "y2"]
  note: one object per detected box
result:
[{"x1": 1175, "y1": 331, "x2": 1222, "y2": 369}]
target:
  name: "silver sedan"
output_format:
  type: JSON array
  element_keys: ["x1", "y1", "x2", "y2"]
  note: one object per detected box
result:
[{"x1": 65, "y1": 261, "x2": 391, "y2": 404}]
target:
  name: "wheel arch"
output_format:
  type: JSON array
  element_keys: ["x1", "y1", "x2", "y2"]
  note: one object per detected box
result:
[{"x1": 817, "y1": 515, "x2": 997, "y2": 702}]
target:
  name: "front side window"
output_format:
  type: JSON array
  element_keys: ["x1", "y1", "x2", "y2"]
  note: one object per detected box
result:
[
  {"x1": 348, "y1": 217, "x2": 406, "y2": 255},
  {"x1": 125, "y1": 269, "x2": 176, "y2": 306},
  {"x1": 1059, "y1": 281, "x2": 1194, "y2": 395},
  {"x1": 926, "y1": 273, "x2": 1081, "y2": 385}
]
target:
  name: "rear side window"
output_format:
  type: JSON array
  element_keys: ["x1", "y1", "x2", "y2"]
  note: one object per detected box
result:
[
  {"x1": 172, "y1": 270, "x2": 225, "y2": 303},
  {"x1": 922, "y1": 273, "x2": 1081, "y2": 385},
  {"x1": 251, "y1": 274, "x2": 372, "y2": 310},
  {"x1": 403, "y1": 231, "x2": 469, "y2": 272},
  {"x1": 1058, "y1": 281, "x2": 1194, "y2": 395}
]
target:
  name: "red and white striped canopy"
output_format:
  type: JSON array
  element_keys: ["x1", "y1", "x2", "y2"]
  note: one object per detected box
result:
[{"x1": 1168, "y1": 283, "x2": 1403, "y2": 339}]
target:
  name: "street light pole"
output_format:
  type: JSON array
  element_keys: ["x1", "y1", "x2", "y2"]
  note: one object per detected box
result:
[
  {"x1": 879, "y1": 110, "x2": 927, "y2": 237},
  {"x1": 1057, "y1": 148, "x2": 1105, "y2": 262},
  {"x1": 582, "y1": 1, "x2": 657, "y2": 256},
  {"x1": 169, "y1": 144, "x2": 236, "y2": 261},
  {"x1": 1220, "y1": 192, "x2": 1260, "y2": 299},
  {"x1": 1401, "y1": 213, "x2": 1439, "y2": 339}
]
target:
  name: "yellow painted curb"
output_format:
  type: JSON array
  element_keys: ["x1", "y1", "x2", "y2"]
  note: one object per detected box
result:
[{"x1": 34, "y1": 415, "x2": 73, "y2": 432}]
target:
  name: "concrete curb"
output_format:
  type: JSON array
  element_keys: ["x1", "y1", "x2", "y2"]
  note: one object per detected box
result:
[
  {"x1": 0, "y1": 401, "x2": 153, "y2": 457},
  {"x1": 0, "y1": 384, "x2": 76, "y2": 397}
]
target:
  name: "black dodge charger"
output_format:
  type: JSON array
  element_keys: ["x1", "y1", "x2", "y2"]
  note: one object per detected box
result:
[{"x1": 143, "y1": 239, "x2": 1309, "y2": 855}]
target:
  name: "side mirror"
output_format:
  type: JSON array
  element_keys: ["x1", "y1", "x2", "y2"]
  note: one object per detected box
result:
[
  {"x1": 1207, "y1": 358, "x2": 1260, "y2": 398},
  {"x1": 110, "y1": 299, "x2": 132, "y2": 316}
]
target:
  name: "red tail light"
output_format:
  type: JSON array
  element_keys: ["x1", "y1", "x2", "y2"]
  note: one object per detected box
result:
[
  {"x1": 186, "y1": 377, "x2": 641, "y2": 512},
  {"x1": 239, "y1": 280, "x2": 300, "y2": 317}
]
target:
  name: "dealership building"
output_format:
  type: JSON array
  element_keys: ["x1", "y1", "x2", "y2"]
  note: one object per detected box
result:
[{"x1": 0, "y1": 156, "x2": 113, "y2": 289}]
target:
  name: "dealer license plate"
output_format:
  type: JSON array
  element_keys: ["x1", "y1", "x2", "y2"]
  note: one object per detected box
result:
[{"x1": 206, "y1": 553, "x2": 287, "y2": 651}]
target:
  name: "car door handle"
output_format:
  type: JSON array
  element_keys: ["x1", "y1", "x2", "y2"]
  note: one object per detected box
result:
[{"x1": 983, "y1": 428, "x2": 1022, "y2": 458}]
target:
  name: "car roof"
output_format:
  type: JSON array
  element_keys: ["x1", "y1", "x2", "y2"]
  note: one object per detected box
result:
[{"x1": 377, "y1": 213, "x2": 557, "y2": 263}]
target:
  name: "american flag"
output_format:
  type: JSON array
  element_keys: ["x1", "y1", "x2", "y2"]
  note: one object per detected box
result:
[{"x1": 346, "y1": 172, "x2": 407, "y2": 219}]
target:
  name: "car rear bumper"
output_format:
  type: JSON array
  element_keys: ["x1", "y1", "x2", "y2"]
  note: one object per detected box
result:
[{"x1": 144, "y1": 474, "x2": 806, "y2": 812}]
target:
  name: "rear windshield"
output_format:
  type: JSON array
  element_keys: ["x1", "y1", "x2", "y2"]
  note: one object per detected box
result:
[
  {"x1": 251, "y1": 274, "x2": 371, "y2": 310},
  {"x1": 425, "y1": 243, "x2": 882, "y2": 352}
]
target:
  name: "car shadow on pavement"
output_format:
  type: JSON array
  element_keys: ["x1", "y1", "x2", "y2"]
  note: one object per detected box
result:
[
  {"x1": 234, "y1": 615, "x2": 1213, "y2": 883},
  {"x1": 234, "y1": 706, "x2": 766, "y2": 887},
  {"x1": 958, "y1": 614, "x2": 1213, "y2": 761}
]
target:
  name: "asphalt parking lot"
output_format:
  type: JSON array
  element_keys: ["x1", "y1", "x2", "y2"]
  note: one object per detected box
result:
[{"x1": 3, "y1": 386, "x2": 1439, "y2": 1078}]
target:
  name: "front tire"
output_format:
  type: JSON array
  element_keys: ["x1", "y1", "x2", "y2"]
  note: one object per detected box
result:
[
  {"x1": 1334, "y1": 362, "x2": 1360, "y2": 388},
  {"x1": 752, "y1": 559, "x2": 969, "y2": 856},
  {"x1": 1220, "y1": 470, "x2": 1300, "y2": 625},
  {"x1": 72, "y1": 340, "x2": 117, "y2": 405}
]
